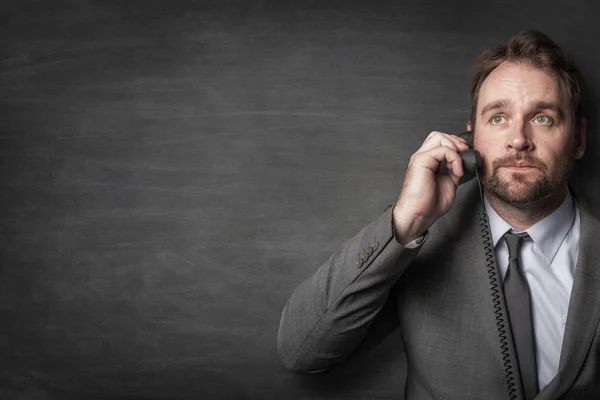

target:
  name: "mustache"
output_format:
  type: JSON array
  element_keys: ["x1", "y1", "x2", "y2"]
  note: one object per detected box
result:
[{"x1": 492, "y1": 155, "x2": 546, "y2": 171}]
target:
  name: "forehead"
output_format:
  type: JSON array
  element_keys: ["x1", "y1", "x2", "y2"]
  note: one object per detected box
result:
[{"x1": 477, "y1": 61, "x2": 566, "y2": 113}]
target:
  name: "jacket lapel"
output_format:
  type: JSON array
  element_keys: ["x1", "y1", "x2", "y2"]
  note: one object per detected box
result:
[{"x1": 537, "y1": 188, "x2": 600, "y2": 399}]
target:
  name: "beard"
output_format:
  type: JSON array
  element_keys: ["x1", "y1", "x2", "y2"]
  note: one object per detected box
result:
[{"x1": 483, "y1": 152, "x2": 574, "y2": 208}]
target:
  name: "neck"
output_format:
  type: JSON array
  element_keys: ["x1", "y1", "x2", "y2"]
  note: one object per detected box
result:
[{"x1": 484, "y1": 186, "x2": 569, "y2": 231}]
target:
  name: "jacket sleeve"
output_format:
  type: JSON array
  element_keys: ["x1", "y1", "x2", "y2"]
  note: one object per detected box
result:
[{"x1": 277, "y1": 205, "x2": 428, "y2": 373}]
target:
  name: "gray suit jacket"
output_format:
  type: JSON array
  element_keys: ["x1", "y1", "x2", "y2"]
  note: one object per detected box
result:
[{"x1": 277, "y1": 180, "x2": 600, "y2": 399}]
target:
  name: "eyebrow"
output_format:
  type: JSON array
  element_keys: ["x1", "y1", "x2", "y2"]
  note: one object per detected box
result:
[
  {"x1": 480, "y1": 99, "x2": 565, "y2": 120},
  {"x1": 480, "y1": 99, "x2": 510, "y2": 117}
]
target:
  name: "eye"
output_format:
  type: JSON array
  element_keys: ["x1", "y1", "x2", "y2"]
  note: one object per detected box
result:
[
  {"x1": 535, "y1": 115, "x2": 553, "y2": 125},
  {"x1": 491, "y1": 115, "x2": 505, "y2": 124}
]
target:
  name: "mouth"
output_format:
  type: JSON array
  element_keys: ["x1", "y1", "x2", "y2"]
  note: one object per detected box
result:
[{"x1": 502, "y1": 165, "x2": 537, "y2": 172}]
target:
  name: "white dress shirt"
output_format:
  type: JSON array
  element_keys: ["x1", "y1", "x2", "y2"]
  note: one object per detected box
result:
[{"x1": 484, "y1": 190, "x2": 581, "y2": 390}]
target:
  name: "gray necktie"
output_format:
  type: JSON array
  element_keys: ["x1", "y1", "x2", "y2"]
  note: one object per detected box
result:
[{"x1": 503, "y1": 232, "x2": 539, "y2": 399}]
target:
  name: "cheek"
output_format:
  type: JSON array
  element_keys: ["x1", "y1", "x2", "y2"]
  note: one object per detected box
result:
[
  {"x1": 475, "y1": 143, "x2": 501, "y2": 169},
  {"x1": 535, "y1": 151, "x2": 572, "y2": 177}
]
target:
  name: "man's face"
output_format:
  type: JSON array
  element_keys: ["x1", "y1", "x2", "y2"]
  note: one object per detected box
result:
[{"x1": 469, "y1": 61, "x2": 586, "y2": 208}]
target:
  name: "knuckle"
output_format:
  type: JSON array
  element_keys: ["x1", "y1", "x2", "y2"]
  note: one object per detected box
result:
[{"x1": 425, "y1": 131, "x2": 441, "y2": 141}]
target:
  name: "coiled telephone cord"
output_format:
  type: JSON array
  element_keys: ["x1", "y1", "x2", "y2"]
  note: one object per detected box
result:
[{"x1": 474, "y1": 168, "x2": 518, "y2": 400}]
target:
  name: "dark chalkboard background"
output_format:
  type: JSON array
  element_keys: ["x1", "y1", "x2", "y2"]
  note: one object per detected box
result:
[{"x1": 1, "y1": 1, "x2": 599, "y2": 399}]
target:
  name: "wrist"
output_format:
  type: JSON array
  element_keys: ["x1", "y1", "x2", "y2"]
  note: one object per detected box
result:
[{"x1": 392, "y1": 204, "x2": 426, "y2": 245}]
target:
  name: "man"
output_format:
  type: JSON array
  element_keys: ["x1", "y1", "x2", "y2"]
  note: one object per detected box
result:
[{"x1": 277, "y1": 30, "x2": 600, "y2": 399}]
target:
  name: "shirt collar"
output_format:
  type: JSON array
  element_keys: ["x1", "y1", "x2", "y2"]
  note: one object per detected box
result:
[{"x1": 484, "y1": 190, "x2": 576, "y2": 264}]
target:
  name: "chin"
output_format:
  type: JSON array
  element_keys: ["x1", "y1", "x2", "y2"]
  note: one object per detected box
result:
[
  {"x1": 501, "y1": 190, "x2": 544, "y2": 207},
  {"x1": 485, "y1": 174, "x2": 557, "y2": 207}
]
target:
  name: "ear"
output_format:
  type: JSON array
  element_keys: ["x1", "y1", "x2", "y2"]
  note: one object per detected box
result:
[
  {"x1": 466, "y1": 120, "x2": 472, "y2": 132},
  {"x1": 574, "y1": 117, "x2": 586, "y2": 160}
]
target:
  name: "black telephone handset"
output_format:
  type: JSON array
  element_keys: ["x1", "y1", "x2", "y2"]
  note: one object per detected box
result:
[
  {"x1": 457, "y1": 131, "x2": 482, "y2": 184},
  {"x1": 438, "y1": 131, "x2": 482, "y2": 184}
]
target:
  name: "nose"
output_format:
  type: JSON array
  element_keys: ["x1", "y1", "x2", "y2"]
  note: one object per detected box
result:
[{"x1": 505, "y1": 122, "x2": 532, "y2": 152}]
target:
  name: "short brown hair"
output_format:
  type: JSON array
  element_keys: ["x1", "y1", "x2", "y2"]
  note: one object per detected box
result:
[{"x1": 470, "y1": 30, "x2": 585, "y2": 136}]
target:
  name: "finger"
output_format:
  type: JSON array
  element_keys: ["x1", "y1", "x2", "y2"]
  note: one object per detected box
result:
[
  {"x1": 453, "y1": 134, "x2": 469, "y2": 146},
  {"x1": 445, "y1": 132, "x2": 471, "y2": 148},
  {"x1": 422, "y1": 131, "x2": 469, "y2": 151},
  {"x1": 418, "y1": 132, "x2": 470, "y2": 154},
  {"x1": 447, "y1": 155, "x2": 465, "y2": 186},
  {"x1": 415, "y1": 145, "x2": 465, "y2": 180}
]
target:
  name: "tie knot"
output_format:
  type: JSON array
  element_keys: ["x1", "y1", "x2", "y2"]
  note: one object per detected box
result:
[{"x1": 504, "y1": 231, "x2": 529, "y2": 259}]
